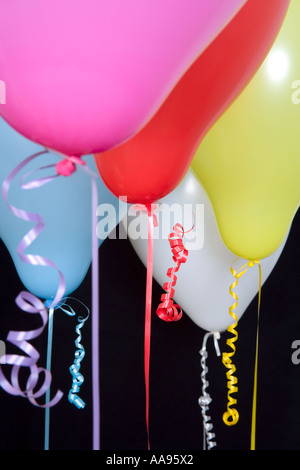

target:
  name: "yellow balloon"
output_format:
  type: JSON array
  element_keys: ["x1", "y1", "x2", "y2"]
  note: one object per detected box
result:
[{"x1": 191, "y1": 0, "x2": 300, "y2": 260}]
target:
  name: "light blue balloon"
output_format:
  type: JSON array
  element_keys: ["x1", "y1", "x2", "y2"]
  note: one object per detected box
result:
[{"x1": 0, "y1": 117, "x2": 127, "y2": 300}]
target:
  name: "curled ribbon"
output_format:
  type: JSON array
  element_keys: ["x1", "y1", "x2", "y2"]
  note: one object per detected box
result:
[
  {"x1": 132, "y1": 204, "x2": 192, "y2": 448},
  {"x1": 2, "y1": 149, "x2": 101, "y2": 450},
  {"x1": 156, "y1": 223, "x2": 188, "y2": 322},
  {"x1": 58, "y1": 299, "x2": 90, "y2": 410},
  {"x1": 0, "y1": 292, "x2": 63, "y2": 407},
  {"x1": 198, "y1": 332, "x2": 221, "y2": 450},
  {"x1": 222, "y1": 259, "x2": 261, "y2": 426},
  {"x1": 0, "y1": 150, "x2": 90, "y2": 409},
  {"x1": 18, "y1": 152, "x2": 86, "y2": 191},
  {"x1": 131, "y1": 205, "x2": 190, "y2": 448}
]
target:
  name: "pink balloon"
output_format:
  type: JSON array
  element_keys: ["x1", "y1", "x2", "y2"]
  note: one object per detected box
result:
[{"x1": 0, "y1": 0, "x2": 246, "y2": 156}]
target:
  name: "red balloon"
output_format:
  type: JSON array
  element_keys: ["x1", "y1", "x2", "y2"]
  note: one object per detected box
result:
[{"x1": 95, "y1": 0, "x2": 290, "y2": 204}]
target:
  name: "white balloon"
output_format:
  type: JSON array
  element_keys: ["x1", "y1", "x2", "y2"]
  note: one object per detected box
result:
[{"x1": 122, "y1": 171, "x2": 287, "y2": 332}]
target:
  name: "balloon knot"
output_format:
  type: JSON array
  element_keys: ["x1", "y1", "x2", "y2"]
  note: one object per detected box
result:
[
  {"x1": 56, "y1": 156, "x2": 85, "y2": 177},
  {"x1": 133, "y1": 203, "x2": 159, "y2": 226}
]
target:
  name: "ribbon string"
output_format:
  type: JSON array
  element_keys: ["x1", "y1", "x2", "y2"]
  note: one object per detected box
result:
[
  {"x1": 2, "y1": 149, "x2": 68, "y2": 309},
  {"x1": 1, "y1": 147, "x2": 100, "y2": 452},
  {"x1": 133, "y1": 204, "x2": 191, "y2": 449},
  {"x1": 68, "y1": 318, "x2": 87, "y2": 410},
  {"x1": 144, "y1": 204, "x2": 157, "y2": 450},
  {"x1": 251, "y1": 263, "x2": 262, "y2": 450},
  {"x1": 0, "y1": 151, "x2": 86, "y2": 410},
  {"x1": 156, "y1": 223, "x2": 188, "y2": 322},
  {"x1": 132, "y1": 203, "x2": 158, "y2": 450},
  {"x1": 198, "y1": 332, "x2": 220, "y2": 450},
  {"x1": 0, "y1": 292, "x2": 63, "y2": 407},
  {"x1": 44, "y1": 305, "x2": 55, "y2": 450},
  {"x1": 58, "y1": 298, "x2": 90, "y2": 410},
  {"x1": 43, "y1": 298, "x2": 90, "y2": 449},
  {"x1": 90, "y1": 174, "x2": 100, "y2": 450},
  {"x1": 134, "y1": 204, "x2": 190, "y2": 449},
  {"x1": 222, "y1": 259, "x2": 261, "y2": 427}
]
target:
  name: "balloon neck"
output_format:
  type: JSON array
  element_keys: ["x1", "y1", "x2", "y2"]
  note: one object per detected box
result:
[
  {"x1": 56, "y1": 156, "x2": 85, "y2": 177},
  {"x1": 133, "y1": 203, "x2": 159, "y2": 227},
  {"x1": 44, "y1": 298, "x2": 64, "y2": 310}
]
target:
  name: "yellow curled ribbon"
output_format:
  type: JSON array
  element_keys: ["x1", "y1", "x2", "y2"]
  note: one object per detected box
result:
[{"x1": 222, "y1": 259, "x2": 261, "y2": 428}]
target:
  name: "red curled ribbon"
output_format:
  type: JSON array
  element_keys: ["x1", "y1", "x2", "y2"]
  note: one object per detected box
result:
[
  {"x1": 156, "y1": 223, "x2": 188, "y2": 322},
  {"x1": 132, "y1": 206, "x2": 189, "y2": 449}
]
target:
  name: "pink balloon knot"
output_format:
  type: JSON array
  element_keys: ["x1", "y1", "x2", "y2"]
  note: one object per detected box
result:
[{"x1": 56, "y1": 156, "x2": 85, "y2": 177}]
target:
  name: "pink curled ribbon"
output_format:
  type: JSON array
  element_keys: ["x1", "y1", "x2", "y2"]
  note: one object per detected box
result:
[
  {"x1": 156, "y1": 223, "x2": 188, "y2": 322},
  {"x1": 0, "y1": 150, "x2": 89, "y2": 409}
]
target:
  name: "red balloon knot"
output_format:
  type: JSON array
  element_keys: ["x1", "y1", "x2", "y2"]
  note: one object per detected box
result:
[{"x1": 133, "y1": 203, "x2": 159, "y2": 227}]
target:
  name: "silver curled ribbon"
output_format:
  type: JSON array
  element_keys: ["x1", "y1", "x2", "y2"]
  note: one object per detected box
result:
[{"x1": 198, "y1": 331, "x2": 221, "y2": 450}]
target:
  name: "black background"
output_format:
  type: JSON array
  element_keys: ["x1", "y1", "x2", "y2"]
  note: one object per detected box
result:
[{"x1": 0, "y1": 207, "x2": 299, "y2": 452}]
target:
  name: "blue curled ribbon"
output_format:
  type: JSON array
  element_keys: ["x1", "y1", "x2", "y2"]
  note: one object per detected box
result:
[{"x1": 58, "y1": 298, "x2": 90, "y2": 410}]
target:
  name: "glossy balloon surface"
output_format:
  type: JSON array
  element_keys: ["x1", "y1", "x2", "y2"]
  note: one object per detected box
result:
[
  {"x1": 0, "y1": 0, "x2": 246, "y2": 156},
  {"x1": 192, "y1": 1, "x2": 299, "y2": 259},
  {"x1": 124, "y1": 171, "x2": 286, "y2": 332},
  {"x1": 95, "y1": 0, "x2": 289, "y2": 203},
  {"x1": 0, "y1": 117, "x2": 127, "y2": 299}
]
